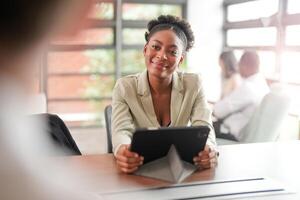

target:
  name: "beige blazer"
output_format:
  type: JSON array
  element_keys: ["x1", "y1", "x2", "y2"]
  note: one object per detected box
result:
[{"x1": 111, "y1": 70, "x2": 216, "y2": 154}]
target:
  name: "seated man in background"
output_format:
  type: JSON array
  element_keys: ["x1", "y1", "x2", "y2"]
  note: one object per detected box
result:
[{"x1": 213, "y1": 51, "x2": 270, "y2": 141}]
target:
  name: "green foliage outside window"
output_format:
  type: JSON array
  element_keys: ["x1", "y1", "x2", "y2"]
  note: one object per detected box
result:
[
  {"x1": 81, "y1": 50, "x2": 115, "y2": 126},
  {"x1": 90, "y1": 3, "x2": 114, "y2": 19},
  {"x1": 122, "y1": 50, "x2": 145, "y2": 73},
  {"x1": 81, "y1": 50, "x2": 115, "y2": 73},
  {"x1": 123, "y1": 29, "x2": 146, "y2": 45}
]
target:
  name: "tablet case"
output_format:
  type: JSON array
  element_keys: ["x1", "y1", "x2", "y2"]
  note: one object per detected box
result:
[{"x1": 131, "y1": 126, "x2": 210, "y2": 183}]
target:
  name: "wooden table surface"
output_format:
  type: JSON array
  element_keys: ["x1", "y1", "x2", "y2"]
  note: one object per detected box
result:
[{"x1": 57, "y1": 141, "x2": 300, "y2": 199}]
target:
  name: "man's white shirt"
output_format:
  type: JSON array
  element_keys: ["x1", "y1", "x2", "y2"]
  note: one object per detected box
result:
[{"x1": 214, "y1": 73, "x2": 270, "y2": 139}]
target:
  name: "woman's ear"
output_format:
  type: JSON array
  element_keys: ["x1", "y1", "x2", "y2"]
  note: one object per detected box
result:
[
  {"x1": 179, "y1": 54, "x2": 185, "y2": 65},
  {"x1": 143, "y1": 43, "x2": 148, "y2": 56}
]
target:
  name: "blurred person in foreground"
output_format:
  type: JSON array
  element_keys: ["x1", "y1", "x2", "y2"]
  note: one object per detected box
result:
[
  {"x1": 213, "y1": 51, "x2": 270, "y2": 141},
  {"x1": 218, "y1": 50, "x2": 241, "y2": 99},
  {"x1": 0, "y1": 1, "x2": 101, "y2": 199},
  {"x1": 111, "y1": 15, "x2": 218, "y2": 174}
]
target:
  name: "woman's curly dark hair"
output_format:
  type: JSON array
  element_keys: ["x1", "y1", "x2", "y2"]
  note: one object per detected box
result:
[{"x1": 145, "y1": 15, "x2": 195, "y2": 52}]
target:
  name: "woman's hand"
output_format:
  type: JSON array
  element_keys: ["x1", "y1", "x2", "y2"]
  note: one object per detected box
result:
[
  {"x1": 193, "y1": 145, "x2": 218, "y2": 169},
  {"x1": 115, "y1": 144, "x2": 144, "y2": 173}
]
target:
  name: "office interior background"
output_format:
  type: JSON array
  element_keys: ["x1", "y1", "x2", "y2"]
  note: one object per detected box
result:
[{"x1": 34, "y1": 0, "x2": 300, "y2": 154}]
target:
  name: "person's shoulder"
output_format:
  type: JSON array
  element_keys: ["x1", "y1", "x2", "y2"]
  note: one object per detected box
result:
[
  {"x1": 116, "y1": 73, "x2": 140, "y2": 86},
  {"x1": 179, "y1": 71, "x2": 203, "y2": 86},
  {"x1": 114, "y1": 73, "x2": 140, "y2": 93},
  {"x1": 244, "y1": 73, "x2": 266, "y2": 88},
  {"x1": 177, "y1": 71, "x2": 203, "y2": 92},
  {"x1": 179, "y1": 71, "x2": 202, "y2": 82}
]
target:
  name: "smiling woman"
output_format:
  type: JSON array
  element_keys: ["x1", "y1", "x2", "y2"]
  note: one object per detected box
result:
[{"x1": 111, "y1": 15, "x2": 218, "y2": 174}]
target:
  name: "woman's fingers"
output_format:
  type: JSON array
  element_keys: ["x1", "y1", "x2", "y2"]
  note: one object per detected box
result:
[
  {"x1": 116, "y1": 154, "x2": 142, "y2": 163},
  {"x1": 115, "y1": 144, "x2": 144, "y2": 173},
  {"x1": 195, "y1": 158, "x2": 217, "y2": 169},
  {"x1": 194, "y1": 145, "x2": 218, "y2": 169},
  {"x1": 120, "y1": 166, "x2": 139, "y2": 174},
  {"x1": 116, "y1": 159, "x2": 142, "y2": 169},
  {"x1": 123, "y1": 147, "x2": 139, "y2": 158}
]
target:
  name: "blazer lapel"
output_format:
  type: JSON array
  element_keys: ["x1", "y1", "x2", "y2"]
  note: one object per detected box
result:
[
  {"x1": 170, "y1": 71, "x2": 184, "y2": 126},
  {"x1": 137, "y1": 70, "x2": 159, "y2": 127}
]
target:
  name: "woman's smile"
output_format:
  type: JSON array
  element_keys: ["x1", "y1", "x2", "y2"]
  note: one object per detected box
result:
[{"x1": 151, "y1": 60, "x2": 168, "y2": 70}]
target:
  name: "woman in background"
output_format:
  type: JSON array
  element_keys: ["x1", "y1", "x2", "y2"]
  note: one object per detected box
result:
[{"x1": 219, "y1": 51, "x2": 241, "y2": 99}]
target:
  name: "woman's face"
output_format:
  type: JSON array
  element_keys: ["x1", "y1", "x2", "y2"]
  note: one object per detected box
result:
[
  {"x1": 219, "y1": 59, "x2": 225, "y2": 75},
  {"x1": 143, "y1": 29, "x2": 184, "y2": 80}
]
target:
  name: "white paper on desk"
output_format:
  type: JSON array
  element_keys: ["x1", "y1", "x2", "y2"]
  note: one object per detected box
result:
[{"x1": 134, "y1": 145, "x2": 197, "y2": 183}]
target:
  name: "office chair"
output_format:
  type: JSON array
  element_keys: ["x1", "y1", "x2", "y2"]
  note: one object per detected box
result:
[
  {"x1": 31, "y1": 113, "x2": 82, "y2": 155},
  {"x1": 104, "y1": 105, "x2": 113, "y2": 153},
  {"x1": 217, "y1": 89, "x2": 291, "y2": 145}
]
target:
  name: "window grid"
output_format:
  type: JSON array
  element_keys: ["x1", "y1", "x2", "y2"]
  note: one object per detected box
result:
[
  {"x1": 42, "y1": 0, "x2": 187, "y2": 127},
  {"x1": 223, "y1": 0, "x2": 300, "y2": 84}
]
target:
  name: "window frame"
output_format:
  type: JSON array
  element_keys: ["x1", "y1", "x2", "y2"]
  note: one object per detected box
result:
[
  {"x1": 40, "y1": 0, "x2": 187, "y2": 128},
  {"x1": 223, "y1": 0, "x2": 300, "y2": 85}
]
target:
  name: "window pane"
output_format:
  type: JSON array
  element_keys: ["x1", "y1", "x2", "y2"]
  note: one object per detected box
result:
[
  {"x1": 227, "y1": 0, "x2": 278, "y2": 22},
  {"x1": 89, "y1": 2, "x2": 114, "y2": 19},
  {"x1": 48, "y1": 50, "x2": 115, "y2": 74},
  {"x1": 32, "y1": 77, "x2": 40, "y2": 94},
  {"x1": 287, "y1": 0, "x2": 300, "y2": 14},
  {"x1": 29, "y1": 59, "x2": 41, "y2": 93},
  {"x1": 122, "y1": 4, "x2": 182, "y2": 20},
  {"x1": 121, "y1": 50, "x2": 145, "y2": 73},
  {"x1": 123, "y1": 29, "x2": 146, "y2": 45},
  {"x1": 52, "y1": 28, "x2": 113, "y2": 45},
  {"x1": 259, "y1": 51, "x2": 277, "y2": 79},
  {"x1": 232, "y1": 49, "x2": 243, "y2": 60},
  {"x1": 83, "y1": 75, "x2": 115, "y2": 99},
  {"x1": 227, "y1": 28, "x2": 277, "y2": 46},
  {"x1": 48, "y1": 75, "x2": 114, "y2": 99},
  {"x1": 48, "y1": 99, "x2": 112, "y2": 127},
  {"x1": 286, "y1": 25, "x2": 300, "y2": 46},
  {"x1": 281, "y1": 52, "x2": 300, "y2": 83}
]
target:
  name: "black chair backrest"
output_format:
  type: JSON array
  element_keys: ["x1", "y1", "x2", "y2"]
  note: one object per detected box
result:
[
  {"x1": 31, "y1": 113, "x2": 81, "y2": 155},
  {"x1": 104, "y1": 105, "x2": 113, "y2": 153}
]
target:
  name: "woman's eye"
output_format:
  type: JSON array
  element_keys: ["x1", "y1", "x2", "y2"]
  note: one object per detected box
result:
[
  {"x1": 151, "y1": 45, "x2": 160, "y2": 50},
  {"x1": 171, "y1": 50, "x2": 179, "y2": 56}
]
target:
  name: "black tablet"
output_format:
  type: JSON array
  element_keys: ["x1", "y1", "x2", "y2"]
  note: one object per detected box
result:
[{"x1": 130, "y1": 126, "x2": 210, "y2": 164}]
